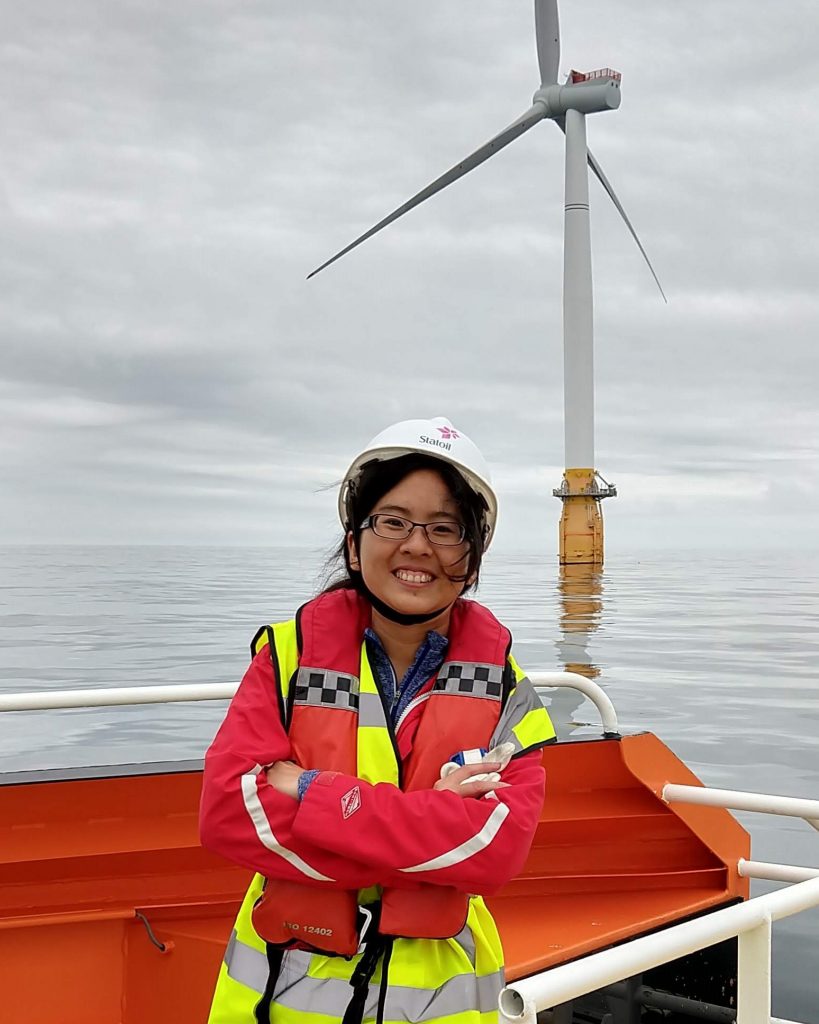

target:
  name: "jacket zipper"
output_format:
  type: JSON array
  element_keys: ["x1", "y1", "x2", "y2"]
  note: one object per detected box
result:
[{"x1": 395, "y1": 691, "x2": 432, "y2": 732}]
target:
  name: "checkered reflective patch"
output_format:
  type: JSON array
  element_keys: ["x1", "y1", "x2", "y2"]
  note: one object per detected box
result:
[
  {"x1": 292, "y1": 667, "x2": 360, "y2": 711},
  {"x1": 433, "y1": 662, "x2": 503, "y2": 700}
]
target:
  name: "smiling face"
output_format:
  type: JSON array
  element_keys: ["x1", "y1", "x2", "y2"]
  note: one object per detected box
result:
[{"x1": 347, "y1": 468, "x2": 472, "y2": 618}]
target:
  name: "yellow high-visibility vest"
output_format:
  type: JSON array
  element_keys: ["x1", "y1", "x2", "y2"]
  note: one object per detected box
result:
[{"x1": 208, "y1": 593, "x2": 554, "y2": 1024}]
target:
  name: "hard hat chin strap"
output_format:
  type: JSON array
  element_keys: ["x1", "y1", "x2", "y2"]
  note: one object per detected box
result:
[{"x1": 357, "y1": 578, "x2": 454, "y2": 626}]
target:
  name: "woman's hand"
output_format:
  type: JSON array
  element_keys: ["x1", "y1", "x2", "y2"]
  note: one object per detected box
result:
[
  {"x1": 267, "y1": 759, "x2": 510, "y2": 802},
  {"x1": 433, "y1": 762, "x2": 510, "y2": 800},
  {"x1": 265, "y1": 760, "x2": 303, "y2": 800}
]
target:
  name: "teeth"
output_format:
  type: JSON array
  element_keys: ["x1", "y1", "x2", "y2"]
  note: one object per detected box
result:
[{"x1": 395, "y1": 569, "x2": 433, "y2": 584}]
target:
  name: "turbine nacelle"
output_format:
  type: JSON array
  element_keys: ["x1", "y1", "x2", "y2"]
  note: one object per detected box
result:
[
  {"x1": 533, "y1": 74, "x2": 622, "y2": 119},
  {"x1": 307, "y1": 4, "x2": 664, "y2": 300}
]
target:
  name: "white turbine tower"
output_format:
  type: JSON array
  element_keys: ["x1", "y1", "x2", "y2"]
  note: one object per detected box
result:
[{"x1": 309, "y1": 0, "x2": 665, "y2": 565}]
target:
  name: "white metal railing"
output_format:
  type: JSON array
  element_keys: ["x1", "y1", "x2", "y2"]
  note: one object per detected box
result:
[
  {"x1": 498, "y1": 877, "x2": 819, "y2": 1022},
  {"x1": 529, "y1": 671, "x2": 618, "y2": 735},
  {"x1": 0, "y1": 682, "x2": 237, "y2": 712},
  {"x1": 0, "y1": 671, "x2": 620, "y2": 736},
  {"x1": 499, "y1": 783, "x2": 819, "y2": 1023},
  {"x1": 739, "y1": 860, "x2": 819, "y2": 884},
  {"x1": 664, "y1": 782, "x2": 819, "y2": 832}
]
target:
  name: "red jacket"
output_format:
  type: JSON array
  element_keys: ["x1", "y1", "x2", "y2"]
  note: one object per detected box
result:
[{"x1": 200, "y1": 612, "x2": 547, "y2": 897}]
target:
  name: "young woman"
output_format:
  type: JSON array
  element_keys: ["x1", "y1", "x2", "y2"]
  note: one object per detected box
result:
[{"x1": 200, "y1": 417, "x2": 555, "y2": 1024}]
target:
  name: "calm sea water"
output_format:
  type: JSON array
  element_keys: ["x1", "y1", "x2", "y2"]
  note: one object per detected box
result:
[{"x1": 1, "y1": 545, "x2": 817, "y2": 1018}]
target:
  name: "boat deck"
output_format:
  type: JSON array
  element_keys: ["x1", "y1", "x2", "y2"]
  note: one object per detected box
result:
[{"x1": 0, "y1": 734, "x2": 749, "y2": 1024}]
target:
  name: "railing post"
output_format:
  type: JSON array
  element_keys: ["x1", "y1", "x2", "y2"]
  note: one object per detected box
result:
[{"x1": 737, "y1": 915, "x2": 772, "y2": 1023}]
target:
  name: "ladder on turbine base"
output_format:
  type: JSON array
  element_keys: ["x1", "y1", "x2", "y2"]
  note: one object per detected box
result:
[{"x1": 552, "y1": 471, "x2": 617, "y2": 500}]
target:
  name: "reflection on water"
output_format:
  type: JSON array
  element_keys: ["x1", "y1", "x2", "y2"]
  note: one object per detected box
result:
[
  {"x1": 550, "y1": 564, "x2": 604, "y2": 737},
  {"x1": 556, "y1": 563, "x2": 603, "y2": 680}
]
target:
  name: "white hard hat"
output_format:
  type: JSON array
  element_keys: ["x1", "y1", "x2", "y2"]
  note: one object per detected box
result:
[{"x1": 338, "y1": 417, "x2": 498, "y2": 549}]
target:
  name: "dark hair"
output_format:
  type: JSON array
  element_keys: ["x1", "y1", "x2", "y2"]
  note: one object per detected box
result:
[{"x1": 320, "y1": 453, "x2": 488, "y2": 597}]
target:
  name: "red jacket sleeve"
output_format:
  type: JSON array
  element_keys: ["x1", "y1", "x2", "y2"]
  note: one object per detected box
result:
[
  {"x1": 291, "y1": 752, "x2": 545, "y2": 896},
  {"x1": 199, "y1": 650, "x2": 381, "y2": 889}
]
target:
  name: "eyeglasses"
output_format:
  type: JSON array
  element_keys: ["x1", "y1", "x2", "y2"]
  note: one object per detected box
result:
[{"x1": 360, "y1": 514, "x2": 467, "y2": 546}]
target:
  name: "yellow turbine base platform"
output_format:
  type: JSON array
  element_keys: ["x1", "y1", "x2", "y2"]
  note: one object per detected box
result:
[{"x1": 554, "y1": 468, "x2": 616, "y2": 566}]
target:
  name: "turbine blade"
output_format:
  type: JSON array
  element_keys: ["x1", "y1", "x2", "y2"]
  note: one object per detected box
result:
[
  {"x1": 534, "y1": 0, "x2": 560, "y2": 85},
  {"x1": 556, "y1": 119, "x2": 667, "y2": 301},
  {"x1": 588, "y1": 148, "x2": 667, "y2": 302},
  {"x1": 308, "y1": 104, "x2": 547, "y2": 279}
]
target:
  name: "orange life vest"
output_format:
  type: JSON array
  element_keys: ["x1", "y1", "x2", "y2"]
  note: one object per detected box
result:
[{"x1": 252, "y1": 588, "x2": 512, "y2": 951}]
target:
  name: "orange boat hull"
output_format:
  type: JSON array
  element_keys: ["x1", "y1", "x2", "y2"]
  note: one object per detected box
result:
[{"x1": 0, "y1": 734, "x2": 748, "y2": 1023}]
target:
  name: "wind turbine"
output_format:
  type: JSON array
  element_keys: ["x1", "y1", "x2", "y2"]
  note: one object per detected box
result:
[{"x1": 309, "y1": 0, "x2": 665, "y2": 566}]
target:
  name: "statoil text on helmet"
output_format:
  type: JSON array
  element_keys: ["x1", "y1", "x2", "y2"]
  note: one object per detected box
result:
[{"x1": 419, "y1": 434, "x2": 452, "y2": 452}]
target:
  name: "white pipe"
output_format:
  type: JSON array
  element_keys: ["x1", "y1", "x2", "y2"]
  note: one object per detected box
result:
[
  {"x1": 738, "y1": 916, "x2": 772, "y2": 1024},
  {"x1": 562, "y1": 107, "x2": 595, "y2": 469},
  {"x1": 0, "y1": 682, "x2": 237, "y2": 712},
  {"x1": 739, "y1": 859, "x2": 819, "y2": 884},
  {"x1": 529, "y1": 671, "x2": 619, "y2": 734},
  {"x1": 498, "y1": 875, "x2": 819, "y2": 1019},
  {"x1": 664, "y1": 784, "x2": 819, "y2": 829},
  {"x1": 497, "y1": 993, "x2": 537, "y2": 1024},
  {"x1": 0, "y1": 672, "x2": 621, "y2": 736}
]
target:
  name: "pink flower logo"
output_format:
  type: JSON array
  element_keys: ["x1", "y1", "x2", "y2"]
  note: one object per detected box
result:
[{"x1": 437, "y1": 426, "x2": 460, "y2": 440}]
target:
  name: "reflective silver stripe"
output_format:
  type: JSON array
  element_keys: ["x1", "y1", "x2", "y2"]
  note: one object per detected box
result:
[
  {"x1": 454, "y1": 922, "x2": 477, "y2": 968},
  {"x1": 359, "y1": 690, "x2": 389, "y2": 727},
  {"x1": 474, "y1": 970, "x2": 505, "y2": 1012},
  {"x1": 225, "y1": 933, "x2": 505, "y2": 1019},
  {"x1": 382, "y1": 969, "x2": 504, "y2": 1020},
  {"x1": 224, "y1": 931, "x2": 269, "y2": 993},
  {"x1": 434, "y1": 661, "x2": 504, "y2": 699},
  {"x1": 293, "y1": 666, "x2": 360, "y2": 712},
  {"x1": 399, "y1": 801, "x2": 510, "y2": 873},
  {"x1": 241, "y1": 766, "x2": 335, "y2": 881},
  {"x1": 272, "y1": 947, "x2": 504, "y2": 1020},
  {"x1": 490, "y1": 676, "x2": 546, "y2": 753}
]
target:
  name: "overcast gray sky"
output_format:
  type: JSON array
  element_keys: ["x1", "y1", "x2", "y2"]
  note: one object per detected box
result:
[{"x1": 2, "y1": 0, "x2": 818, "y2": 555}]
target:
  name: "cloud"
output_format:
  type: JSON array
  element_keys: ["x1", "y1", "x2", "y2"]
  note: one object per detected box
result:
[{"x1": 2, "y1": 0, "x2": 818, "y2": 549}]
